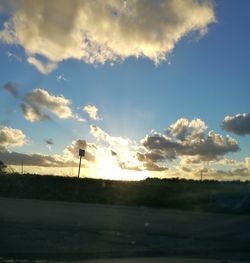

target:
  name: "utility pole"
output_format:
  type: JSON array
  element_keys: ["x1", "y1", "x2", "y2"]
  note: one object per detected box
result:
[
  {"x1": 21, "y1": 161, "x2": 23, "y2": 175},
  {"x1": 78, "y1": 149, "x2": 85, "y2": 178}
]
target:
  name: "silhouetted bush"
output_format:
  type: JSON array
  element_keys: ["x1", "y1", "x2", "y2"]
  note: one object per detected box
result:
[
  {"x1": 0, "y1": 160, "x2": 7, "y2": 173},
  {"x1": 0, "y1": 173, "x2": 250, "y2": 214}
]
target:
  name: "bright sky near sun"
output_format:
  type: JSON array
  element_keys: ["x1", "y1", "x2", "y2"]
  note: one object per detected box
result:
[{"x1": 0, "y1": 0, "x2": 250, "y2": 181}]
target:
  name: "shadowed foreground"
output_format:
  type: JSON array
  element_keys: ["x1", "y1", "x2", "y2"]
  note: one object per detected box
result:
[{"x1": 0, "y1": 197, "x2": 250, "y2": 262}]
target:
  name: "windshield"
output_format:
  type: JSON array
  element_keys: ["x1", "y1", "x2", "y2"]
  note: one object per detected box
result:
[{"x1": 0, "y1": 1, "x2": 249, "y2": 262}]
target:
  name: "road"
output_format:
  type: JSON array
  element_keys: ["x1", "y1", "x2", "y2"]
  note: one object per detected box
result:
[{"x1": 0, "y1": 197, "x2": 250, "y2": 262}]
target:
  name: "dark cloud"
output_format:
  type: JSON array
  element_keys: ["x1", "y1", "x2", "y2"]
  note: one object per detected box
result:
[
  {"x1": 20, "y1": 103, "x2": 50, "y2": 122},
  {"x1": 142, "y1": 130, "x2": 239, "y2": 161},
  {"x1": 143, "y1": 161, "x2": 168, "y2": 172},
  {"x1": 0, "y1": 150, "x2": 77, "y2": 167},
  {"x1": 142, "y1": 133, "x2": 181, "y2": 159},
  {"x1": 137, "y1": 151, "x2": 166, "y2": 163},
  {"x1": 222, "y1": 113, "x2": 250, "y2": 135},
  {"x1": 0, "y1": 138, "x2": 96, "y2": 168},
  {"x1": 181, "y1": 166, "x2": 192, "y2": 173},
  {"x1": 119, "y1": 162, "x2": 142, "y2": 171},
  {"x1": 111, "y1": 150, "x2": 117, "y2": 156},
  {"x1": 216, "y1": 167, "x2": 250, "y2": 177},
  {"x1": 3, "y1": 82, "x2": 19, "y2": 97},
  {"x1": 45, "y1": 138, "x2": 54, "y2": 146},
  {"x1": 136, "y1": 152, "x2": 168, "y2": 172},
  {"x1": 181, "y1": 130, "x2": 239, "y2": 158},
  {"x1": 140, "y1": 118, "x2": 240, "y2": 167}
]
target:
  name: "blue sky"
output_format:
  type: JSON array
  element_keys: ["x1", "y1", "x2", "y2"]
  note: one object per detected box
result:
[{"x1": 0, "y1": 0, "x2": 249, "y2": 180}]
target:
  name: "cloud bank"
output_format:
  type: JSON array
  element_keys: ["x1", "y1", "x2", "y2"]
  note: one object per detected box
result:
[
  {"x1": 0, "y1": 151, "x2": 75, "y2": 167},
  {"x1": 222, "y1": 113, "x2": 250, "y2": 135},
  {"x1": 89, "y1": 119, "x2": 241, "y2": 173},
  {"x1": 0, "y1": 138, "x2": 95, "y2": 168},
  {"x1": 0, "y1": 120, "x2": 247, "y2": 179},
  {"x1": 0, "y1": 0, "x2": 216, "y2": 72},
  {"x1": 140, "y1": 118, "x2": 239, "y2": 165}
]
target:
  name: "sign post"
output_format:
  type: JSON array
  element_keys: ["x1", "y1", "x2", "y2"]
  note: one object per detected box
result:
[{"x1": 78, "y1": 149, "x2": 85, "y2": 178}]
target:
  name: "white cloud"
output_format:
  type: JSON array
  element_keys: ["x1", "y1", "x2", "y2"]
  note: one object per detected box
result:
[
  {"x1": 83, "y1": 105, "x2": 101, "y2": 120},
  {"x1": 0, "y1": 0, "x2": 216, "y2": 71},
  {"x1": 20, "y1": 103, "x2": 48, "y2": 122},
  {"x1": 245, "y1": 157, "x2": 250, "y2": 169},
  {"x1": 72, "y1": 113, "x2": 85, "y2": 123},
  {"x1": 0, "y1": 126, "x2": 26, "y2": 150},
  {"x1": 90, "y1": 125, "x2": 142, "y2": 170},
  {"x1": 166, "y1": 118, "x2": 207, "y2": 141},
  {"x1": 27, "y1": 56, "x2": 57, "y2": 74},
  {"x1": 22, "y1": 88, "x2": 72, "y2": 121},
  {"x1": 90, "y1": 125, "x2": 130, "y2": 147},
  {"x1": 2, "y1": 83, "x2": 86, "y2": 123},
  {"x1": 56, "y1": 74, "x2": 68, "y2": 82}
]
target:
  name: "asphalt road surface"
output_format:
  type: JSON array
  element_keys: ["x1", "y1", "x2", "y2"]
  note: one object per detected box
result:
[{"x1": 0, "y1": 197, "x2": 250, "y2": 262}]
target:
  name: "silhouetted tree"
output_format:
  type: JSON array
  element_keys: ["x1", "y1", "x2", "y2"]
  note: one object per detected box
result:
[{"x1": 0, "y1": 160, "x2": 7, "y2": 173}]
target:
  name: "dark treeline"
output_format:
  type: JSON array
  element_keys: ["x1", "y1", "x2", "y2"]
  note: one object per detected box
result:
[{"x1": 1, "y1": 173, "x2": 250, "y2": 214}]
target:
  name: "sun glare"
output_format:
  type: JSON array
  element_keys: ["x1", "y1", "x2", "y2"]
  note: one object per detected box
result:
[{"x1": 95, "y1": 155, "x2": 148, "y2": 181}]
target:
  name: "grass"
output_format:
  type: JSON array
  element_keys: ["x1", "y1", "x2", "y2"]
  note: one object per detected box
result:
[{"x1": 1, "y1": 172, "x2": 250, "y2": 214}]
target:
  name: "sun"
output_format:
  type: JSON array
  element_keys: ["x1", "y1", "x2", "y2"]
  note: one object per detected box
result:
[{"x1": 94, "y1": 155, "x2": 148, "y2": 181}]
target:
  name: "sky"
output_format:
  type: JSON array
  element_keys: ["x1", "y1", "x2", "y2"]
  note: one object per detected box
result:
[{"x1": 0, "y1": 0, "x2": 250, "y2": 181}]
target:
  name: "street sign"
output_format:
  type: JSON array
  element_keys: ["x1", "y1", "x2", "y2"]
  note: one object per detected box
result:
[
  {"x1": 78, "y1": 149, "x2": 85, "y2": 178},
  {"x1": 79, "y1": 149, "x2": 85, "y2": 157}
]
